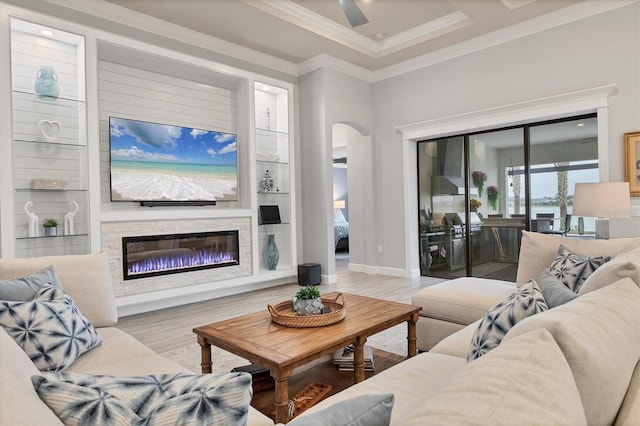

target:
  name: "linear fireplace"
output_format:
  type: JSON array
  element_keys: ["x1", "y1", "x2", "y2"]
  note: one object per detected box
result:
[{"x1": 122, "y1": 230, "x2": 239, "y2": 280}]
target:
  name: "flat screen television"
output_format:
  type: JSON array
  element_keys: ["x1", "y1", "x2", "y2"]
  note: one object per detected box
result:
[{"x1": 109, "y1": 116, "x2": 238, "y2": 205}]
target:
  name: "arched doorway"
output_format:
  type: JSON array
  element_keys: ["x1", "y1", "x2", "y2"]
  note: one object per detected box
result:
[{"x1": 329, "y1": 122, "x2": 373, "y2": 279}]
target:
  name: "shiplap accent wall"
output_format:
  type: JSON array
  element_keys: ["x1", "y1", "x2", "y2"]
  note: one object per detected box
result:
[
  {"x1": 96, "y1": 60, "x2": 253, "y2": 294},
  {"x1": 97, "y1": 60, "x2": 238, "y2": 206},
  {"x1": 10, "y1": 27, "x2": 88, "y2": 257}
]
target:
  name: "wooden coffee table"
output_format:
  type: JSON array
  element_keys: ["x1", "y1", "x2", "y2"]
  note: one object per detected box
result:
[{"x1": 193, "y1": 292, "x2": 421, "y2": 423}]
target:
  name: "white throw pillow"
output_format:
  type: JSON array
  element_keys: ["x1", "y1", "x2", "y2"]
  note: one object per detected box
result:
[
  {"x1": 503, "y1": 278, "x2": 640, "y2": 426},
  {"x1": 579, "y1": 245, "x2": 640, "y2": 294},
  {"x1": 515, "y1": 231, "x2": 640, "y2": 285},
  {"x1": 406, "y1": 329, "x2": 587, "y2": 425},
  {"x1": 0, "y1": 285, "x2": 101, "y2": 372}
]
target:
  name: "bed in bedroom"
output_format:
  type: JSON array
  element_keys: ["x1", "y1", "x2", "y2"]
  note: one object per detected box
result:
[{"x1": 334, "y1": 209, "x2": 349, "y2": 251}]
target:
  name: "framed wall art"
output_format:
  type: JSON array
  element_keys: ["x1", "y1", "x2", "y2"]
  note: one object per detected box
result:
[{"x1": 624, "y1": 131, "x2": 640, "y2": 196}]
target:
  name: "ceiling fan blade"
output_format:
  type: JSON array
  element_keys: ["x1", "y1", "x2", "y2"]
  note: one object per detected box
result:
[{"x1": 338, "y1": 0, "x2": 369, "y2": 27}]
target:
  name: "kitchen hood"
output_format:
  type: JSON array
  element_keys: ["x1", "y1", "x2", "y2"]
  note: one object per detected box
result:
[{"x1": 431, "y1": 176, "x2": 478, "y2": 195}]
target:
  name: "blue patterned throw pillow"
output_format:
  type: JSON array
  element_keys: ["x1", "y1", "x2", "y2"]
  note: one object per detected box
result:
[
  {"x1": 468, "y1": 280, "x2": 548, "y2": 362},
  {"x1": 0, "y1": 285, "x2": 101, "y2": 372},
  {"x1": 32, "y1": 371, "x2": 253, "y2": 426},
  {"x1": 548, "y1": 245, "x2": 610, "y2": 293}
]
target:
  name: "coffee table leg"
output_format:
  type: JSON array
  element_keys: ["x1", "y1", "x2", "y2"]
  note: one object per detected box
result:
[
  {"x1": 407, "y1": 312, "x2": 418, "y2": 358},
  {"x1": 272, "y1": 367, "x2": 292, "y2": 424},
  {"x1": 197, "y1": 335, "x2": 212, "y2": 374},
  {"x1": 353, "y1": 336, "x2": 366, "y2": 383}
]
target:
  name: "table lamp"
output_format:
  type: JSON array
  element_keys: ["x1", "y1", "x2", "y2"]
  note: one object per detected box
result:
[{"x1": 572, "y1": 182, "x2": 630, "y2": 239}]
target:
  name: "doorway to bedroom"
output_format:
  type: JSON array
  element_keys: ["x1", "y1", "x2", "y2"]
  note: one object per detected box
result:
[{"x1": 333, "y1": 126, "x2": 349, "y2": 272}]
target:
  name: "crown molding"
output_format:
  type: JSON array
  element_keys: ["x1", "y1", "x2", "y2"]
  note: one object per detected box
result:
[
  {"x1": 297, "y1": 54, "x2": 373, "y2": 82},
  {"x1": 374, "y1": 0, "x2": 638, "y2": 82},
  {"x1": 46, "y1": 0, "x2": 299, "y2": 76},
  {"x1": 249, "y1": 0, "x2": 470, "y2": 59}
]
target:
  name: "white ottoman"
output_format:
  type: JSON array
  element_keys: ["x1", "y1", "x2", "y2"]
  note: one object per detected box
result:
[{"x1": 412, "y1": 277, "x2": 516, "y2": 351}]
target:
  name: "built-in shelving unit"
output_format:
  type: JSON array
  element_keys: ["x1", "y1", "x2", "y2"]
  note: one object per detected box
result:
[
  {"x1": 9, "y1": 18, "x2": 89, "y2": 258},
  {"x1": 255, "y1": 82, "x2": 294, "y2": 273},
  {"x1": 1, "y1": 5, "x2": 298, "y2": 312}
]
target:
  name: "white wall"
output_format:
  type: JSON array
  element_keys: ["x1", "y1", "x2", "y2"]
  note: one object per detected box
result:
[
  {"x1": 299, "y1": 68, "x2": 373, "y2": 280},
  {"x1": 372, "y1": 3, "x2": 640, "y2": 272}
]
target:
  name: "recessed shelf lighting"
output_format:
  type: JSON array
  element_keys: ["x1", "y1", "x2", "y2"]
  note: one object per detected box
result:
[
  {"x1": 262, "y1": 86, "x2": 270, "y2": 91},
  {"x1": 577, "y1": 123, "x2": 584, "y2": 127},
  {"x1": 40, "y1": 29, "x2": 54, "y2": 37}
]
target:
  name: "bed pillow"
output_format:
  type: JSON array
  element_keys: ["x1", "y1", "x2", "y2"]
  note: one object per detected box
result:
[
  {"x1": 467, "y1": 279, "x2": 548, "y2": 361},
  {"x1": 537, "y1": 268, "x2": 579, "y2": 308},
  {"x1": 32, "y1": 371, "x2": 252, "y2": 426},
  {"x1": 334, "y1": 209, "x2": 347, "y2": 224},
  {"x1": 0, "y1": 265, "x2": 63, "y2": 301},
  {"x1": 548, "y1": 245, "x2": 610, "y2": 292},
  {"x1": 0, "y1": 285, "x2": 101, "y2": 372}
]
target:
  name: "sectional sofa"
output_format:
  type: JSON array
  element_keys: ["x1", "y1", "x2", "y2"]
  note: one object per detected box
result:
[
  {"x1": 292, "y1": 231, "x2": 640, "y2": 425},
  {"x1": 1, "y1": 230, "x2": 639, "y2": 425},
  {"x1": 0, "y1": 253, "x2": 274, "y2": 426}
]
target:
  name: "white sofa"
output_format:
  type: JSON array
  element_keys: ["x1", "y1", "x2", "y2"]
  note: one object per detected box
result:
[
  {"x1": 293, "y1": 232, "x2": 640, "y2": 425},
  {"x1": 0, "y1": 253, "x2": 274, "y2": 426},
  {"x1": 2, "y1": 231, "x2": 639, "y2": 425}
]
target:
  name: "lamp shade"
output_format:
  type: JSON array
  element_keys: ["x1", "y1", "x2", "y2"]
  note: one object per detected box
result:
[
  {"x1": 333, "y1": 200, "x2": 345, "y2": 209},
  {"x1": 573, "y1": 182, "x2": 630, "y2": 218}
]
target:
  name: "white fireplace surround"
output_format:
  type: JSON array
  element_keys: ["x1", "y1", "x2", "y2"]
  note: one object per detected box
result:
[{"x1": 102, "y1": 217, "x2": 256, "y2": 314}]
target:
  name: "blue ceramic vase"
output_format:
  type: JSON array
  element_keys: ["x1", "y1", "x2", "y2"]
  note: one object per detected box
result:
[
  {"x1": 34, "y1": 66, "x2": 60, "y2": 99},
  {"x1": 264, "y1": 234, "x2": 279, "y2": 270}
]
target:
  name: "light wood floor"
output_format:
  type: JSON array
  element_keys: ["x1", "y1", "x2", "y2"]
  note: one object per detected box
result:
[{"x1": 116, "y1": 270, "x2": 445, "y2": 357}]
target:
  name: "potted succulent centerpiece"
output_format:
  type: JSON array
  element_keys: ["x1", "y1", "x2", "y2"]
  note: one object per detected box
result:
[
  {"x1": 43, "y1": 218, "x2": 58, "y2": 236},
  {"x1": 292, "y1": 285, "x2": 323, "y2": 316}
]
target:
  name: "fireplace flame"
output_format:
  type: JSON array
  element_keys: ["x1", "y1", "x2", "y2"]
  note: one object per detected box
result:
[{"x1": 128, "y1": 249, "x2": 236, "y2": 276}]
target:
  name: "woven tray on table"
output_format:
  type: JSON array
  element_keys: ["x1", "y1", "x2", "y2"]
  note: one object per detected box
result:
[{"x1": 267, "y1": 293, "x2": 346, "y2": 328}]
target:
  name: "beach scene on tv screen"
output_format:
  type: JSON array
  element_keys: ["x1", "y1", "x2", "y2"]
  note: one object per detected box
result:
[{"x1": 110, "y1": 117, "x2": 238, "y2": 202}]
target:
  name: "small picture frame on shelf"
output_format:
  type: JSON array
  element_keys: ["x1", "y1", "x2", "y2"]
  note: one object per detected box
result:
[
  {"x1": 624, "y1": 131, "x2": 640, "y2": 196},
  {"x1": 31, "y1": 179, "x2": 66, "y2": 190}
]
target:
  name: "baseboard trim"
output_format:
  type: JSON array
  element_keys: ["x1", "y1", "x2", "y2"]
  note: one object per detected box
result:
[{"x1": 117, "y1": 274, "x2": 295, "y2": 317}]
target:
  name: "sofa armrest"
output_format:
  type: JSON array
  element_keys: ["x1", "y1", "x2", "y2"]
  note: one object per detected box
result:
[{"x1": 0, "y1": 253, "x2": 117, "y2": 327}]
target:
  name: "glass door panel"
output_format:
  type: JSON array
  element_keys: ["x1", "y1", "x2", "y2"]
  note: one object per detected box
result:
[
  {"x1": 468, "y1": 128, "x2": 524, "y2": 281},
  {"x1": 418, "y1": 136, "x2": 465, "y2": 279},
  {"x1": 529, "y1": 116, "x2": 598, "y2": 237}
]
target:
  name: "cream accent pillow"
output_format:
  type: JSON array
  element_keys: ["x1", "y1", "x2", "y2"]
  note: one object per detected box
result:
[
  {"x1": 579, "y1": 246, "x2": 640, "y2": 294},
  {"x1": 0, "y1": 253, "x2": 117, "y2": 327},
  {"x1": 405, "y1": 329, "x2": 587, "y2": 425},
  {"x1": 515, "y1": 231, "x2": 640, "y2": 285},
  {"x1": 503, "y1": 278, "x2": 640, "y2": 426}
]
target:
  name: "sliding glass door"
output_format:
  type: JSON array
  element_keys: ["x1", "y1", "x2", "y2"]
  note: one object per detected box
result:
[
  {"x1": 468, "y1": 128, "x2": 525, "y2": 280},
  {"x1": 417, "y1": 114, "x2": 597, "y2": 281}
]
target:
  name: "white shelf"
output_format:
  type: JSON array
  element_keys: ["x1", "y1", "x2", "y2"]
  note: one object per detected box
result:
[
  {"x1": 255, "y1": 81, "x2": 293, "y2": 274},
  {"x1": 9, "y1": 19, "x2": 89, "y2": 258}
]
